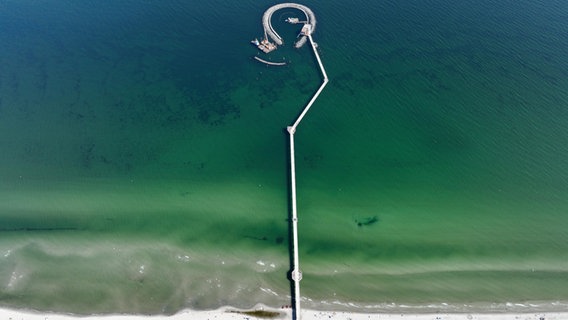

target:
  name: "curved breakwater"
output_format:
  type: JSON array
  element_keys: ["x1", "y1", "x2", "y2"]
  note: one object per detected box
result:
[
  {"x1": 262, "y1": 3, "x2": 316, "y2": 45},
  {"x1": 254, "y1": 56, "x2": 287, "y2": 66}
]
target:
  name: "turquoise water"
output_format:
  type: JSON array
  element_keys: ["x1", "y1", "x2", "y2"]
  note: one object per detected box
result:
[{"x1": 1, "y1": 0, "x2": 568, "y2": 315}]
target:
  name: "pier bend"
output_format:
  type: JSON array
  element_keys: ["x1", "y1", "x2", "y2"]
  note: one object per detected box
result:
[
  {"x1": 255, "y1": 4, "x2": 328, "y2": 320},
  {"x1": 262, "y1": 3, "x2": 317, "y2": 45}
]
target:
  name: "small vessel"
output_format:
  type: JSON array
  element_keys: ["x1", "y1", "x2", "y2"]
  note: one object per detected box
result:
[{"x1": 252, "y1": 38, "x2": 277, "y2": 53}]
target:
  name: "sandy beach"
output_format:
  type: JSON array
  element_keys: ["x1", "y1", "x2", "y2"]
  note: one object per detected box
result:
[{"x1": 2, "y1": 307, "x2": 567, "y2": 320}]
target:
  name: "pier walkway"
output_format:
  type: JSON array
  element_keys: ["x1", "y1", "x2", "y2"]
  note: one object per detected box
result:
[
  {"x1": 289, "y1": 35, "x2": 328, "y2": 130},
  {"x1": 262, "y1": 3, "x2": 317, "y2": 45},
  {"x1": 254, "y1": 4, "x2": 327, "y2": 319},
  {"x1": 286, "y1": 34, "x2": 328, "y2": 320}
]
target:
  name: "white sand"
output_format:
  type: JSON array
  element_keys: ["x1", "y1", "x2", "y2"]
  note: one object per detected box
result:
[{"x1": 1, "y1": 307, "x2": 567, "y2": 320}]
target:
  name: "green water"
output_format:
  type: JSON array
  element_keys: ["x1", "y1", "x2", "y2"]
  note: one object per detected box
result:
[{"x1": 1, "y1": 0, "x2": 568, "y2": 314}]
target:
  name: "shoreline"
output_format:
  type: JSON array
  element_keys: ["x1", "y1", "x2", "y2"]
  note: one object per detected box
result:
[{"x1": 2, "y1": 306, "x2": 567, "y2": 320}]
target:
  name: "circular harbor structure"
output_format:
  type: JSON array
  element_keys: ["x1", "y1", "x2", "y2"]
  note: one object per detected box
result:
[{"x1": 262, "y1": 3, "x2": 317, "y2": 45}]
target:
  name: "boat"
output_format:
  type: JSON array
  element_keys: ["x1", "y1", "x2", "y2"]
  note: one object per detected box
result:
[
  {"x1": 251, "y1": 38, "x2": 260, "y2": 46},
  {"x1": 256, "y1": 38, "x2": 277, "y2": 53}
]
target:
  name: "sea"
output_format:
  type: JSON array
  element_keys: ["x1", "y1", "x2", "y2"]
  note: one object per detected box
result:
[{"x1": 1, "y1": 0, "x2": 568, "y2": 315}]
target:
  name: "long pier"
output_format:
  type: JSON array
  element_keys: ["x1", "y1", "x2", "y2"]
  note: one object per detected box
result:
[
  {"x1": 286, "y1": 26, "x2": 328, "y2": 320},
  {"x1": 286, "y1": 33, "x2": 328, "y2": 320},
  {"x1": 254, "y1": 4, "x2": 327, "y2": 319}
]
